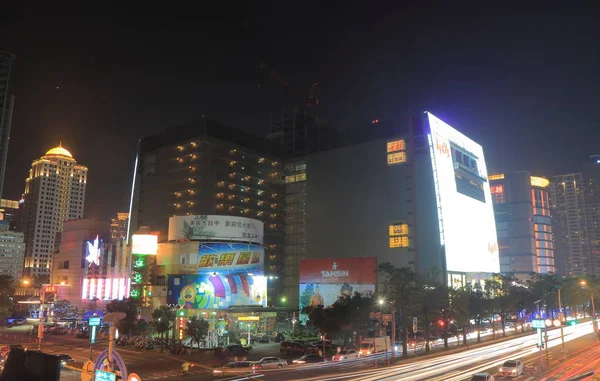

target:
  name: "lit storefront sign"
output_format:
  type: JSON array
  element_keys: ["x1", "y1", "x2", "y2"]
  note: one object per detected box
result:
[
  {"x1": 197, "y1": 242, "x2": 264, "y2": 274},
  {"x1": 81, "y1": 278, "x2": 130, "y2": 300},
  {"x1": 386, "y1": 139, "x2": 407, "y2": 166},
  {"x1": 530, "y1": 176, "x2": 550, "y2": 188},
  {"x1": 488, "y1": 174, "x2": 505, "y2": 181},
  {"x1": 131, "y1": 234, "x2": 158, "y2": 255}
]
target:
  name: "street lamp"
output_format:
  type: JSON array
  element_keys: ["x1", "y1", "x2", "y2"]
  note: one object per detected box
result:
[
  {"x1": 580, "y1": 280, "x2": 597, "y2": 340},
  {"x1": 376, "y1": 298, "x2": 396, "y2": 361}
]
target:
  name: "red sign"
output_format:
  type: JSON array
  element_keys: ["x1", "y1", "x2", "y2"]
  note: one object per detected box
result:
[
  {"x1": 299, "y1": 257, "x2": 377, "y2": 284},
  {"x1": 490, "y1": 185, "x2": 504, "y2": 194},
  {"x1": 43, "y1": 286, "x2": 57, "y2": 294}
]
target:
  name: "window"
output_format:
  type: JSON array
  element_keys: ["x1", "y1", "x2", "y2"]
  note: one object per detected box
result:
[{"x1": 63, "y1": 261, "x2": 69, "y2": 269}]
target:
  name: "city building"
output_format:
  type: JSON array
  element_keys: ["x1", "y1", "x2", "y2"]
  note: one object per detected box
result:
[
  {"x1": 50, "y1": 219, "x2": 130, "y2": 310},
  {"x1": 283, "y1": 112, "x2": 500, "y2": 306},
  {"x1": 583, "y1": 158, "x2": 600, "y2": 276},
  {"x1": 0, "y1": 51, "x2": 15, "y2": 200},
  {"x1": 489, "y1": 171, "x2": 555, "y2": 278},
  {"x1": 128, "y1": 118, "x2": 285, "y2": 302},
  {"x1": 0, "y1": 199, "x2": 19, "y2": 229},
  {"x1": 0, "y1": 220, "x2": 24, "y2": 280},
  {"x1": 19, "y1": 144, "x2": 88, "y2": 277},
  {"x1": 550, "y1": 173, "x2": 591, "y2": 276},
  {"x1": 110, "y1": 212, "x2": 129, "y2": 243}
]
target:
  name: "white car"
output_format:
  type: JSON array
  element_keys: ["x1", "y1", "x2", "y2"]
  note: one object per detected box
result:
[
  {"x1": 332, "y1": 349, "x2": 360, "y2": 361},
  {"x1": 499, "y1": 360, "x2": 524, "y2": 377},
  {"x1": 252, "y1": 357, "x2": 288, "y2": 369}
]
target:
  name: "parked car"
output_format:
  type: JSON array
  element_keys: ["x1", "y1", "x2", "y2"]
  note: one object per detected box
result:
[
  {"x1": 273, "y1": 333, "x2": 285, "y2": 342},
  {"x1": 252, "y1": 357, "x2": 288, "y2": 369},
  {"x1": 471, "y1": 373, "x2": 494, "y2": 381},
  {"x1": 224, "y1": 344, "x2": 250, "y2": 356},
  {"x1": 257, "y1": 334, "x2": 270, "y2": 343},
  {"x1": 213, "y1": 361, "x2": 254, "y2": 377},
  {"x1": 499, "y1": 360, "x2": 524, "y2": 377},
  {"x1": 332, "y1": 349, "x2": 360, "y2": 361},
  {"x1": 58, "y1": 354, "x2": 75, "y2": 367},
  {"x1": 292, "y1": 354, "x2": 324, "y2": 364}
]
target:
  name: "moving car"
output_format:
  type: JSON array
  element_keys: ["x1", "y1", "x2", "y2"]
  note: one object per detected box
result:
[
  {"x1": 292, "y1": 354, "x2": 323, "y2": 364},
  {"x1": 213, "y1": 361, "x2": 254, "y2": 376},
  {"x1": 252, "y1": 357, "x2": 288, "y2": 369},
  {"x1": 58, "y1": 354, "x2": 75, "y2": 367},
  {"x1": 332, "y1": 349, "x2": 360, "y2": 361},
  {"x1": 499, "y1": 360, "x2": 524, "y2": 377},
  {"x1": 471, "y1": 373, "x2": 495, "y2": 381}
]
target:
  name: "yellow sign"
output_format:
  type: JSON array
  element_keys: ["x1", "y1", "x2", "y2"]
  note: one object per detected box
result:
[
  {"x1": 238, "y1": 316, "x2": 260, "y2": 321},
  {"x1": 387, "y1": 152, "x2": 406, "y2": 165},
  {"x1": 389, "y1": 236, "x2": 409, "y2": 248},
  {"x1": 387, "y1": 140, "x2": 405, "y2": 153},
  {"x1": 389, "y1": 223, "x2": 408, "y2": 236},
  {"x1": 530, "y1": 176, "x2": 550, "y2": 188},
  {"x1": 488, "y1": 174, "x2": 505, "y2": 181},
  {"x1": 181, "y1": 285, "x2": 196, "y2": 302}
]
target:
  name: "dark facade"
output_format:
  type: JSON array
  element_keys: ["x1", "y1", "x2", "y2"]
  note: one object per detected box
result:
[
  {"x1": 129, "y1": 118, "x2": 287, "y2": 302},
  {"x1": 0, "y1": 51, "x2": 15, "y2": 200},
  {"x1": 489, "y1": 172, "x2": 555, "y2": 277}
]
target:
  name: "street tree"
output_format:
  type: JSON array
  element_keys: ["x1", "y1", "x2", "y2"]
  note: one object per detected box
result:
[
  {"x1": 105, "y1": 299, "x2": 140, "y2": 336},
  {"x1": 52, "y1": 300, "x2": 79, "y2": 321},
  {"x1": 449, "y1": 286, "x2": 471, "y2": 345},
  {"x1": 152, "y1": 305, "x2": 176, "y2": 342},
  {"x1": 186, "y1": 316, "x2": 209, "y2": 348}
]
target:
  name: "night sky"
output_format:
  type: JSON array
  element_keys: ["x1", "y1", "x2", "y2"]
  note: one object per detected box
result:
[{"x1": 2, "y1": 3, "x2": 600, "y2": 221}]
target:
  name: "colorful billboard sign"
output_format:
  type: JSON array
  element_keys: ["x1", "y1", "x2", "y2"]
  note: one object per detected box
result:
[
  {"x1": 131, "y1": 234, "x2": 158, "y2": 255},
  {"x1": 298, "y1": 283, "x2": 375, "y2": 323},
  {"x1": 425, "y1": 111, "x2": 500, "y2": 273},
  {"x1": 167, "y1": 273, "x2": 267, "y2": 309},
  {"x1": 197, "y1": 242, "x2": 264, "y2": 274},
  {"x1": 168, "y1": 215, "x2": 264, "y2": 244},
  {"x1": 299, "y1": 258, "x2": 377, "y2": 284},
  {"x1": 81, "y1": 277, "x2": 130, "y2": 300}
]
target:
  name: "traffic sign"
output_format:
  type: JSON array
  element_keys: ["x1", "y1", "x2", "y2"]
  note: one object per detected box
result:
[
  {"x1": 531, "y1": 319, "x2": 545, "y2": 329},
  {"x1": 89, "y1": 317, "x2": 101, "y2": 327},
  {"x1": 95, "y1": 370, "x2": 116, "y2": 381}
]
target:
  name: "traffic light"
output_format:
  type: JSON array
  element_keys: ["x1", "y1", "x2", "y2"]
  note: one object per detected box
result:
[{"x1": 438, "y1": 320, "x2": 445, "y2": 327}]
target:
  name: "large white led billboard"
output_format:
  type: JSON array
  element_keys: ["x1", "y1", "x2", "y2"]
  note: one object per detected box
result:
[{"x1": 425, "y1": 112, "x2": 500, "y2": 274}]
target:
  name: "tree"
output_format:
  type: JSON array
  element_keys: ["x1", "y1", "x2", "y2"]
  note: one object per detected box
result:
[
  {"x1": 0, "y1": 295, "x2": 12, "y2": 321},
  {"x1": 134, "y1": 319, "x2": 153, "y2": 336},
  {"x1": 52, "y1": 300, "x2": 78, "y2": 321},
  {"x1": 449, "y1": 286, "x2": 471, "y2": 345},
  {"x1": 151, "y1": 305, "x2": 176, "y2": 349},
  {"x1": 0, "y1": 275, "x2": 14, "y2": 293},
  {"x1": 105, "y1": 299, "x2": 140, "y2": 336},
  {"x1": 186, "y1": 316, "x2": 209, "y2": 348}
]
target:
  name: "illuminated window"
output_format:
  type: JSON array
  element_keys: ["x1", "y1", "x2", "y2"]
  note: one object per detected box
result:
[
  {"x1": 389, "y1": 222, "x2": 409, "y2": 248},
  {"x1": 285, "y1": 175, "x2": 296, "y2": 184},
  {"x1": 296, "y1": 172, "x2": 307, "y2": 182},
  {"x1": 387, "y1": 152, "x2": 406, "y2": 165},
  {"x1": 389, "y1": 223, "x2": 408, "y2": 236}
]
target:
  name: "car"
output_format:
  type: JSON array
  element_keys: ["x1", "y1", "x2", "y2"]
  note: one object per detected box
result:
[
  {"x1": 213, "y1": 361, "x2": 254, "y2": 377},
  {"x1": 499, "y1": 360, "x2": 524, "y2": 377},
  {"x1": 332, "y1": 349, "x2": 360, "y2": 361},
  {"x1": 292, "y1": 354, "x2": 324, "y2": 364},
  {"x1": 471, "y1": 373, "x2": 495, "y2": 381},
  {"x1": 257, "y1": 335, "x2": 270, "y2": 343},
  {"x1": 279, "y1": 341, "x2": 315, "y2": 355},
  {"x1": 252, "y1": 357, "x2": 288, "y2": 369},
  {"x1": 224, "y1": 344, "x2": 250, "y2": 356},
  {"x1": 58, "y1": 354, "x2": 75, "y2": 367}
]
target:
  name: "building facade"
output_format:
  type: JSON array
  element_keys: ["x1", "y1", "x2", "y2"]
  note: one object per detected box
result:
[
  {"x1": 128, "y1": 119, "x2": 286, "y2": 302},
  {"x1": 19, "y1": 144, "x2": 88, "y2": 277},
  {"x1": 550, "y1": 173, "x2": 591, "y2": 276},
  {"x1": 489, "y1": 172, "x2": 555, "y2": 277},
  {"x1": 0, "y1": 51, "x2": 15, "y2": 200},
  {"x1": 51, "y1": 219, "x2": 130, "y2": 310},
  {"x1": 110, "y1": 212, "x2": 129, "y2": 243},
  {"x1": 0, "y1": 199, "x2": 19, "y2": 229},
  {"x1": 0, "y1": 220, "x2": 24, "y2": 279}
]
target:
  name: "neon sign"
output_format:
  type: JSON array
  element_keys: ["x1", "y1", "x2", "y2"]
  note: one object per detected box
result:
[{"x1": 86, "y1": 235, "x2": 102, "y2": 267}]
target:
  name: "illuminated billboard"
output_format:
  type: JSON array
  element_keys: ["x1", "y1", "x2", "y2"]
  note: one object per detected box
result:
[
  {"x1": 167, "y1": 273, "x2": 267, "y2": 309},
  {"x1": 81, "y1": 278, "x2": 130, "y2": 300},
  {"x1": 197, "y1": 242, "x2": 264, "y2": 275},
  {"x1": 168, "y1": 215, "x2": 264, "y2": 244},
  {"x1": 299, "y1": 258, "x2": 376, "y2": 284},
  {"x1": 131, "y1": 234, "x2": 158, "y2": 255},
  {"x1": 299, "y1": 283, "x2": 375, "y2": 309},
  {"x1": 425, "y1": 112, "x2": 500, "y2": 273}
]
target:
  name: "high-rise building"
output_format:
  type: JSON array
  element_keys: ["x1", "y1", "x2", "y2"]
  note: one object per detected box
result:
[
  {"x1": 284, "y1": 112, "x2": 500, "y2": 306},
  {"x1": 19, "y1": 144, "x2": 88, "y2": 277},
  {"x1": 583, "y1": 158, "x2": 600, "y2": 277},
  {"x1": 0, "y1": 51, "x2": 15, "y2": 200},
  {"x1": 0, "y1": 220, "x2": 25, "y2": 280},
  {"x1": 110, "y1": 212, "x2": 129, "y2": 243},
  {"x1": 0, "y1": 199, "x2": 19, "y2": 229},
  {"x1": 128, "y1": 118, "x2": 286, "y2": 302},
  {"x1": 550, "y1": 173, "x2": 592, "y2": 276},
  {"x1": 489, "y1": 172, "x2": 555, "y2": 278}
]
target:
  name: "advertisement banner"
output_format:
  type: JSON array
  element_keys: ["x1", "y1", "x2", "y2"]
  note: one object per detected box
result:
[
  {"x1": 197, "y1": 242, "x2": 264, "y2": 274},
  {"x1": 167, "y1": 273, "x2": 267, "y2": 309},
  {"x1": 298, "y1": 283, "x2": 375, "y2": 323},
  {"x1": 299, "y1": 257, "x2": 377, "y2": 284},
  {"x1": 168, "y1": 215, "x2": 264, "y2": 244}
]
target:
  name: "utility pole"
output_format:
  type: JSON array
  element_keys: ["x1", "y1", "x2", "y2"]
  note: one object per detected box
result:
[
  {"x1": 104, "y1": 312, "x2": 126, "y2": 372},
  {"x1": 557, "y1": 286, "x2": 566, "y2": 359},
  {"x1": 391, "y1": 308, "x2": 396, "y2": 360},
  {"x1": 37, "y1": 290, "x2": 45, "y2": 351}
]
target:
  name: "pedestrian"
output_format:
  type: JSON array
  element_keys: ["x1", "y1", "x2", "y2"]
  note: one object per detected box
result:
[{"x1": 182, "y1": 362, "x2": 191, "y2": 376}]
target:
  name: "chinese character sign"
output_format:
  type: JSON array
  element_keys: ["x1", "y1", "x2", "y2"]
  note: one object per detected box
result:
[
  {"x1": 197, "y1": 242, "x2": 264, "y2": 274},
  {"x1": 168, "y1": 215, "x2": 264, "y2": 244}
]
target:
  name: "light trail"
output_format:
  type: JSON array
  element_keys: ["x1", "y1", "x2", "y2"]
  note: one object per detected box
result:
[{"x1": 294, "y1": 322, "x2": 593, "y2": 381}]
